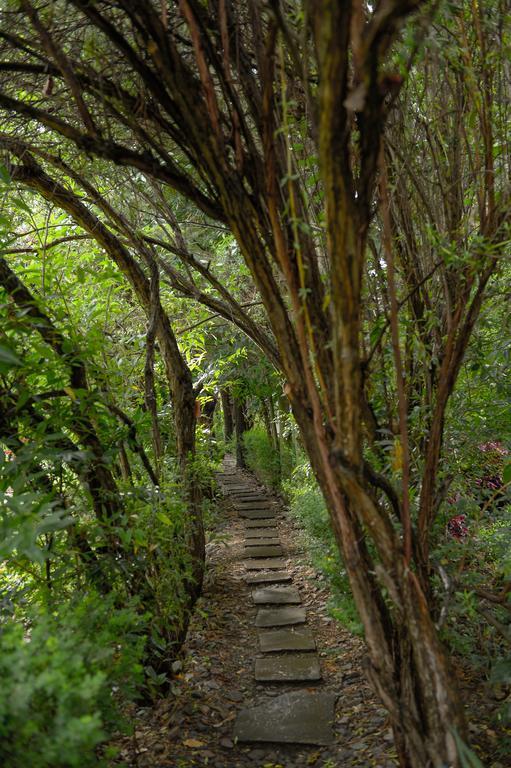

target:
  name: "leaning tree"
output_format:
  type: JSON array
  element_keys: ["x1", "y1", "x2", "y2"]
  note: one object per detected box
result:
[{"x1": 0, "y1": 2, "x2": 509, "y2": 764}]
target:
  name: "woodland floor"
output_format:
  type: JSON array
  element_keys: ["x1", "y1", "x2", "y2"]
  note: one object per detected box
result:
[{"x1": 110, "y1": 467, "x2": 509, "y2": 768}]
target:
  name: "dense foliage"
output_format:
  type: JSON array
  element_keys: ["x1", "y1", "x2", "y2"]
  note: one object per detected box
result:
[{"x1": 0, "y1": 1, "x2": 509, "y2": 766}]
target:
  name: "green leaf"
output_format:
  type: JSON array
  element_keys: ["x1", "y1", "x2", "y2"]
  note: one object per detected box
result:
[
  {"x1": 12, "y1": 197, "x2": 31, "y2": 214},
  {"x1": 503, "y1": 462, "x2": 511, "y2": 485},
  {"x1": 452, "y1": 729, "x2": 485, "y2": 768},
  {"x1": 0, "y1": 343, "x2": 22, "y2": 367},
  {"x1": 37, "y1": 512, "x2": 75, "y2": 535},
  {"x1": 0, "y1": 163, "x2": 10, "y2": 184}
]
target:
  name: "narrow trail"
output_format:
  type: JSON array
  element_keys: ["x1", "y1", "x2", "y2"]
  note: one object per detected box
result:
[{"x1": 113, "y1": 458, "x2": 399, "y2": 767}]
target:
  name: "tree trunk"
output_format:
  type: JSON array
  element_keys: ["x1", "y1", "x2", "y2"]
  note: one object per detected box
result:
[
  {"x1": 290, "y1": 399, "x2": 465, "y2": 767},
  {"x1": 261, "y1": 396, "x2": 281, "y2": 484},
  {"x1": 5, "y1": 162, "x2": 207, "y2": 610},
  {"x1": 200, "y1": 393, "x2": 217, "y2": 431},
  {"x1": 220, "y1": 388, "x2": 234, "y2": 441},
  {"x1": 233, "y1": 397, "x2": 248, "y2": 469}
]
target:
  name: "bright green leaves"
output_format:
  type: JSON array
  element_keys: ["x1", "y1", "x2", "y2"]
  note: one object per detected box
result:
[{"x1": 0, "y1": 489, "x2": 74, "y2": 565}]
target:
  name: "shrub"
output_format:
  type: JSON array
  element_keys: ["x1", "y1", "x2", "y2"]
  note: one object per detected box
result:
[
  {"x1": 243, "y1": 425, "x2": 294, "y2": 489},
  {"x1": 0, "y1": 594, "x2": 146, "y2": 768},
  {"x1": 283, "y1": 461, "x2": 363, "y2": 635}
]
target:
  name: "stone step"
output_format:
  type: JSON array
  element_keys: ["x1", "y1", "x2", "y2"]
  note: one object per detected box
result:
[
  {"x1": 239, "y1": 510, "x2": 277, "y2": 520},
  {"x1": 245, "y1": 527, "x2": 279, "y2": 539},
  {"x1": 233, "y1": 691, "x2": 336, "y2": 745},
  {"x1": 258, "y1": 627, "x2": 316, "y2": 652},
  {"x1": 236, "y1": 509, "x2": 276, "y2": 517},
  {"x1": 232, "y1": 492, "x2": 268, "y2": 499},
  {"x1": 254, "y1": 653, "x2": 321, "y2": 682},
  {"x1": 244, "y1": 538, "x2": 280, "y2": 547},
  {"x1": 244, "y1": 545, "x2": 283, "y2": 558},
  {"x1": 246, "y1": 572, "x2": 293, "y2": 585},
  {"x1": 234, "y1": 500, "x2": 275, "y2": 509},
  {"x1": 252, "y1": 586, "x2": 301, "y2": 605},
  {"x1": 236, "y1": 502, "x2": 273, "y2": 510},
  {"x1": 234, "y1": 498, "x2": 270, "y2": 504},
  {"x1": 244, "y1": 558, "x2": 286, "y2": 571},
  {"x1": 255, "y1": 606, "x2": 306, "y2": 627},
  {"x1": 245, "y1": 519, "x2": 277, "y2": 528}
]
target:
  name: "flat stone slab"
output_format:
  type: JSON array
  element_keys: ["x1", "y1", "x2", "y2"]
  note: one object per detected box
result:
[
  {"x1": 245, "y1": 538, "x2": 280, "y2": 546},
  {"x1": 258, "y1": 627, "x2": 316, "y2": 652},
  {"x1": 246, "y1": 572, "x2": 292, "y2": 585},
  {"x1": 254, "y1": 653, "x2": 321, "y2": 682},
  {"x1": 255, "y1": 606, "x2": 306, "y2": 627},
  {"x1": 233, "y1": 493, "x2": 268, "y2": 500},
  {"x1": 234, "y1": 500, "x2": 274, "y2": 509},
  {"x1": 233, "y1": 690, "x2": 337, "y2": 745},
  {"x1": 245, "y1": 519, "x2": 277, "y2": 528},
  {"x1": 244, "y1": 558, "x2": 286, "y2": 571},
  {"x1": 239, "y1": 510, "x2": 276, "y2": 520},
  {"x1": 233, "y1": 488, "x2": 265, "y2": 493},
  {"x1": 244, "y1": 545, "x2": 283, "y2": 558},
  {"x1": 252, "y1": 586, "x2": 301, "y2": 605},
  {"x1": 245, "y1": 527, "x2": 279, "y2": 539}
]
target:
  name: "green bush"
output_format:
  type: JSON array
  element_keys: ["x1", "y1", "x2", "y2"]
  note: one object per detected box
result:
[
  {"x1": 243, "y1": 426, "x2": 294, "y2": 489},
  {"x1": 0, "y1": 594, "x2": 146, "y2": 768},
  {"x1": 283, "y1": 461, "x2": 363, "y2": 635}
]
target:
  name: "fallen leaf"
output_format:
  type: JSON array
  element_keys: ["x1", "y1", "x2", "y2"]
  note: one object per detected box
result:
[{"x1": 183, "y1": 738, "x2": 205, "y2": 748}]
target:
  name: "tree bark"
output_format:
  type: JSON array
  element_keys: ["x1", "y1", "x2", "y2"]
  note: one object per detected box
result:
[
  {"x1": 233, "y1": 397, "x2": 248, "y2": 469},
  {"x1": 220, "y1": 388, "x2": 234, "y2": 441}
]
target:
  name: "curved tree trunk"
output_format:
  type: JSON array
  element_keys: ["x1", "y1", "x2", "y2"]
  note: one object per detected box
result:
[
  {"x1": 6, "y1": 158, "x2": 206, "y2": 610},
  {"x1": 290, "y1": 399, "x2": 465, "y2": 768}
]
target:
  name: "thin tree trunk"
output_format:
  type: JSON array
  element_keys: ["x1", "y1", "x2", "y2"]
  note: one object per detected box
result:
[
  {"x1": 233, "y1": 397, "x2": 248, "y2": 469},
  {"x1": 290, "y1": 399, "x2": 465, "y2": 768},
  {"x1": 220, "y1": 388, "x2": 234, "y2": 441}
]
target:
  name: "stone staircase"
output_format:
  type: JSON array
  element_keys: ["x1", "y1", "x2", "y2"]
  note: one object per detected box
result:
[{"x1": 216, "y1": 458, "x2": 336, "y2": 747}]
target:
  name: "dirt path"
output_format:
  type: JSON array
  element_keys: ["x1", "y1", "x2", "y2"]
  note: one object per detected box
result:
[{"x1": 112, "y1": 464, "x2": 399, "y2": 767}]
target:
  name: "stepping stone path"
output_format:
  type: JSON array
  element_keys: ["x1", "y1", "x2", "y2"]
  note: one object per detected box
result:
[
  {"x1": 244, "y1": 558, "x2": 287, "y2": 570},
  {"x1": 258, "y1": 627, "x2": 317, "y2": 652},
  {"x1": 244, "y1": 544, "x2": 283, "y2": 557},
  {"x1": 252, "y1": 586, "x2": 302, "y2": 604},
  {"x1": 217, "y1": 459, "x2": 336, "y2": 747},
  {"x1": 246, "y1": 571, "x2": 292, "y2": 585},
  {"x1": 244, "y1": 518, "x2": 276, "y2": 528},
  {"x1": 245, "y1": 527, "x2": 279, "y2": 538},
  {"x1": 233, "y1": 691, "x2": 337, "y2": 746},
  {"x1": 238, "y1": 509, "x2": 275, "y2": 520},
  {"x1": 255, "y1": 606, "x2": 307, "y2": 627},
  {"x1": 254, "y1": 653, "x2": 322, "y2": 682}
]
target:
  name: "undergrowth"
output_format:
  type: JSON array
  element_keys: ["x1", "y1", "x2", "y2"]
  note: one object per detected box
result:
[{"x1": 243, "y1": 426, "x2": 294, "y2": 489}]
